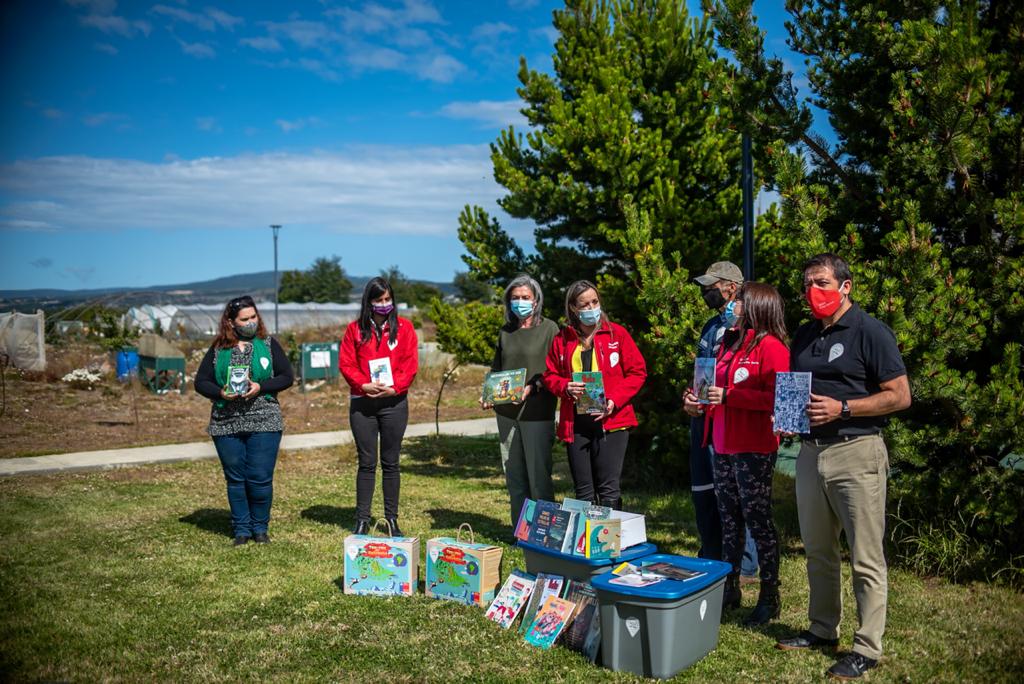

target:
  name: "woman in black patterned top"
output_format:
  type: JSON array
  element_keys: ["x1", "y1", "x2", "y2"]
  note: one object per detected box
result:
[{"x1": 194, "y1": 296, "x2": 294, "y2": 546}]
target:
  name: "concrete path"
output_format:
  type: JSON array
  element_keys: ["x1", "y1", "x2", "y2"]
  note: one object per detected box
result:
[{"x1": 0, "y1": 417, "x2": 498, "y2": 478}]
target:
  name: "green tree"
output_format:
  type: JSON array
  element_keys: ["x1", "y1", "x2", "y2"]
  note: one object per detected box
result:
[
  {"x1": 453, "y1": 271, "x2": 497, "y2": 303},
  {"x1": 380, "y1": 266, "x2": 443, "y2": 308},
  {"x1": 278, "y1": 256, "x2": 353, "y2": 303},
  {"x1": 457, "y1": 0, "x2": 745, "y2": 474},
  {"x1": 426, "y1": 299, "x2": 503, "y2": 434},
  {"x1": 707, "y1": 0, "x2": 1024, "y2": 583}
]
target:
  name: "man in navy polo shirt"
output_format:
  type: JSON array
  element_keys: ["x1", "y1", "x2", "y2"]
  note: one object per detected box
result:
[{"x1": 776, "y1": 253, "x2": 911, "y2": 681}]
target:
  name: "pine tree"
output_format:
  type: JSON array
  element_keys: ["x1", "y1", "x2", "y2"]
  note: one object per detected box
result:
[
  {"x1": 278, "y1": 256, "x2": 353, "y2": 304},
  {"x1": 708, "y1": 0, "x2": 1024, "y2": 582}
]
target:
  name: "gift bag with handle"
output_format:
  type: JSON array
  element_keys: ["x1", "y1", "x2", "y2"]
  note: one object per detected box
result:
[
  {"x1": 425, "y1": 523, "x2": 503, "y2": 607},
  {"x1": 343, "y1": 519, "x2": 420, "y2": 597}
]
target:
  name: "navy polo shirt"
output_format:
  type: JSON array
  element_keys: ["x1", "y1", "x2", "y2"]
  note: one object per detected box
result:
[{"x1": 790, "y1": 302, "x2": 907, "y2": 438}]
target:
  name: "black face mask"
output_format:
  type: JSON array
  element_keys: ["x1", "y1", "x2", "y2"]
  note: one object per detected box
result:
[{"x1": 701, "y1": 286, "x2": 726, "y2": 310}]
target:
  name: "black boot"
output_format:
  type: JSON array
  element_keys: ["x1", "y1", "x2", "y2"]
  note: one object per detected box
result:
[
  {"x1": 744, "y1": 582, "x2": 781, "y2": 627},
  {"x1": 722, "y1": 573, "x2": 742, "y2": 611},
  {"x1": 385, "y1": 518, "x2": 403, "y2": 537},
  {"x1": 353, "y1": 518, "x2": 371, "y2": 535}
]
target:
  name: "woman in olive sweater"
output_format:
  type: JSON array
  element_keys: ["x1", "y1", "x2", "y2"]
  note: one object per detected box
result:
[
  {"x1": 482, "y1": 274, "x2": 560, "y2": 529},
  {"x1": 194, "y1": 295, "x2": 294, "y2": 545}
]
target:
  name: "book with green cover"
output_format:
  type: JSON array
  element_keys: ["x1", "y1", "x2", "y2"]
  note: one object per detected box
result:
[
  {"x1": 572, "y1": 371, "x2": 605, "y2": 415},
  {"x1": 482, "y1": 368, "x2": 528, "y2": 405}
]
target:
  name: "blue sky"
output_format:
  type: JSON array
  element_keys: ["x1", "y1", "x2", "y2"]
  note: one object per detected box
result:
[{"x1": 0, "y1": 0, "x2": 803, "y2": 291}]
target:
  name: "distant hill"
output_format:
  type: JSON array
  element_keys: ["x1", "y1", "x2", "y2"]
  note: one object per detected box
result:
[{"x1": 0, "y1": 271, "x2": 456, "y2": 312}]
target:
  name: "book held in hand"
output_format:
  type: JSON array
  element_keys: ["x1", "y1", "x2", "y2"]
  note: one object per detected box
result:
[
  {"x1": 773, "y1": 371, "x2": 812, "y2": 433},
  {"x1": 693, "y1": 358, "x2": 716, "y2": 404},
  {"x1": 225, "y1": 365, "x2": 250, "y2": 396},
  {"x1": 481, "y1": 368, "x2": 528, "y2": 405},
  {"x1": 523, "y1": 596, "x2": 577, "y2": 649},
  {"x1": 572, "y1": 371, "x2": 606, "y2": 415},
  {"x1": 485, "y1": 569, "x2": 536, "y2": 629},
  {"x1": 368, "y1": 357, "x2": 395, "y2": 386}
]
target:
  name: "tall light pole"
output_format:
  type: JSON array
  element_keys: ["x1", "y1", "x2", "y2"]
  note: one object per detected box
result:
[
  {"x1": 741, "y1": 133, "x2": 755, "y2": 280},
  {"x1": 270, "y1": 224, "x2": 281, "y2": 334}
]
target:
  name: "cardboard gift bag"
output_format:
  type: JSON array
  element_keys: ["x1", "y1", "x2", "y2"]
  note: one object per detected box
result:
[
  {"x1": 425, "y1": 523, "x2": 503, "y2": 607},
  {"x1": 343, "y1": 520, "x2": 419, "y2": 597}
]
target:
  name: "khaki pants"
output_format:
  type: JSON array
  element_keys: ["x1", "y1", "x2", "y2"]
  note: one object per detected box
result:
[
  {"x1": 796, "y1": 434, "x2": 889, "y2": 660},
  {"x1": 496, "y1": 415, "x2": 556, "y2": 528}
]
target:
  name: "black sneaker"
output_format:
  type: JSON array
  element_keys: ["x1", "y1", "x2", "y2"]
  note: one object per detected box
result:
[
  {"x1": 776, "y1": 630, "x2": 840, "y2": 651},
  {"x1": 827, "y1": 652, "x2": 878, "y2": 680},
  {"x1": 253, "y1": 532, "x2": 270, "y2": 544},
  {"x1": 353, "y1": 518, "x2": 371, "y2": 535},
  {"x1": 233, "y1": 535, "x2": 251, "y2": 546}
]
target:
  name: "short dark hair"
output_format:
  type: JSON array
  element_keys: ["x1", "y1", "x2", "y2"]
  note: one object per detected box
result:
[{"x1": 803, "y1": 253, "x2": 852, "y2": 284}]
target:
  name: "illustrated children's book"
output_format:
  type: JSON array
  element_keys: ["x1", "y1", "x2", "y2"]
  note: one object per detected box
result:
[
  {"x1": 584, "y1": 517, "x2": 622, "y2": 559},
  {"x1": 773, "y1": 371, "x2": 812, "y2": 434},
  {"x1": 523, "y1": 596, "x2": 577, "y2": 649},
  {"x1": 519, "y1": 573, "x2": 566, "y2": 635},
  {"x1": 343, "y1": 521, "x2": 419, "y2": 597},
  {"x1": 226, "y1": 365, "x2": 250, "y2": 396},
  {"x1": 517, "y1": 499, "x2": 560, "y2": 544},
  {"x1": 560, "y1": 581, "x2": 600, "y2": 660},
  {"x1": 572, "y1": 371, "x2": 606, "y2": 415},
  {"x1": 485, "y1": 569, "x2": 536, "y2": 629},
  {"x1": 425, "y1": 524, "x2": 503, "y2": 607},
  {"x1": 368, "y1": 356, "x2": 395, "y2": 386},
  {"x1": 693, "y1": 358, "x2": 716, "y2": 404},
  {"x1": 481, "y1": 368, "x2": 528, "y2": 405},
  {"x1": 529, "y1": 508, "x2": 573, "y2": 551}
]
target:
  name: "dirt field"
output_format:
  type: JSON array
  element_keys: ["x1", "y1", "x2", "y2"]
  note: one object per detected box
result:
[{"x1": 0, "y1": 341, "x2": 490, "y2": 458}]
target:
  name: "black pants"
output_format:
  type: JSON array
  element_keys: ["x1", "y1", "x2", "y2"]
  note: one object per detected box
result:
[
  {"x1": 566, "y1": 415, "x2": 629, "y2": 507},
  {"x1": 713, "y1": 450, "x2": 780, "y2": 586},
  {"x1": 690, "y1": 416, "x2": 723, "y2": 560},
  {"x1": 350, "y1": 394, "x2": 408, "y2": 520}
]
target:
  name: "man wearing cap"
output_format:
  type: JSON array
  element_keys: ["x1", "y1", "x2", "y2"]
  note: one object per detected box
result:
[
  {"x1": 683, "y1": 261, "x2": 759, "y2": 601},
  {"x1": 775, "y1": 253, "x2": 911, "y2": 681}
]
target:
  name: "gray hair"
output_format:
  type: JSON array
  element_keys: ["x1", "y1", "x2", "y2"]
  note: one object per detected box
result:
[{"x1": 503, "y1": 273, "x2": 544, "y2": 327}]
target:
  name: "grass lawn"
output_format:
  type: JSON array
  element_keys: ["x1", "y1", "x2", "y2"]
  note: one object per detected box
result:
[{"x1": 1, "y1": 435, "x2": 1022, "y2": 682}]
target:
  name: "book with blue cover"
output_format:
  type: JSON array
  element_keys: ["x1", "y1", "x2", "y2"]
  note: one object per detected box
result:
[
  {"x1": 773, "y1": 371, "x2": 812, "y2": 433},
  {"x1": 693, "y1": 358, "x2": 716, "y2": 404},
  {"x1": 573, "y1": 371, "x2": 606, "y2": 414},
  {"x1": 523, "y1": 596, "x2": 576, "y2": 649}
]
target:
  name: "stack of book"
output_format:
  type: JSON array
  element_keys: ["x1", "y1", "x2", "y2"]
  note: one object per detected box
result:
[
  {"x1": 516, "y1": 498, "x2": 647, "y2": 559},
  {"x1": 607, "y1": 560, "x2": 708, "y2": 588}
]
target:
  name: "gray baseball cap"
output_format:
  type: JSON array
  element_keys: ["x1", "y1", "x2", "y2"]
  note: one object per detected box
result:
[{"x1": 694, "y1": 261, "x2": 744, "y2": 286}]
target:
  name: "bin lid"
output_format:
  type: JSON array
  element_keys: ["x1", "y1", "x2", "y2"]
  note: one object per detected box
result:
[
  {"x1": 517, "y1": 540, "x2": 657, "y2": 566},
  {"x1": 590, "y1": 553, "x2": 731, "y2": 599}
]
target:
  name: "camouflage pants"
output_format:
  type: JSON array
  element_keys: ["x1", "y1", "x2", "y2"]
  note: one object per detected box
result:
[{"x1": 713, "y1": 451, "x2": 780, "y2": 586}]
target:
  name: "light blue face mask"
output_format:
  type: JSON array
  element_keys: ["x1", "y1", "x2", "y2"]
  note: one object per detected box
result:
[
  {"x1": 723, "y1": 299, "x2": 739, "y2": 327},
  {"x1": 511, "y1": 299, "x2": 535, "y2": 319},
  {"x1": 579, "y1": 307, "x2": 602, "y2": 326}
]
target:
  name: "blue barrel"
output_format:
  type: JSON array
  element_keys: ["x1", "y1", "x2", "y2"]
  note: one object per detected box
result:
[{"x1": 116, "y1": 349, "x2": 139, "y2": 381}]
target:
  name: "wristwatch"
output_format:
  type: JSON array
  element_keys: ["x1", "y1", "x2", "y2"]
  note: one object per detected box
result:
[{"x1": 840, "y1": 400, "x2": 852, "y2": 420}]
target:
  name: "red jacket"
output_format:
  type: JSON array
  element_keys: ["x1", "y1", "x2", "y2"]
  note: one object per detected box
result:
[
  {"x1": 706, "y1": 329, "x2": 789, "y2": 454},
  {"x1": 339, "y1": 317, "x2": 419, "y2": 397},
  {"x1": 543, "y1": 321, "x2": 647, "y2": 443}
]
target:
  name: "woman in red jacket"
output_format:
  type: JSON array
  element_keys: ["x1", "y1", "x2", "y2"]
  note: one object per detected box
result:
[
  {"x1": 339, "y1": 277, "x2": 419, "y2": 536},
  {"x1": 688, "y1": 281, "x2": 789, "y2": 626},
  {"x1": 543, "y1": 280, "x2": 647, "y2": 509}
]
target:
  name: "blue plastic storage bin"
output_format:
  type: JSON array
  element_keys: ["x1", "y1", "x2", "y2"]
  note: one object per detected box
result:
[
  {"x1": 517, "y1": 540, "x2": 657, "y2": 582},
  {"x1": 591, "y1": 554, "x2": 732, "y2": 679}
]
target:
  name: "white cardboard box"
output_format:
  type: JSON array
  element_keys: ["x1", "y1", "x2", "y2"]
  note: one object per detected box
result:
[{"x1": 609, "y1": 510, "x2": 647, "y2": 550}]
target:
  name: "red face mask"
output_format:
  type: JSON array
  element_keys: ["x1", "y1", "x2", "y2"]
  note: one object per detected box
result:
[{"x1": 806, "y1": 286, "x2": 844, "y2": 319}]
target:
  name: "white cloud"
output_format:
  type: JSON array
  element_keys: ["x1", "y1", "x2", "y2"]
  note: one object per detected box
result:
[
  {"x1": 65, "y1": 0, "x2": 117, "y2": 14},
  {"x1": 471, "y1": 21, "x2": 516, "y2": 42},
  {"x1": 179, "y1": 40, "x2": 216, "y2": 59},
  {"x1": 42, "y1": 108, "x2": 65, "y2": 120},
  {"x1": 531, "y1": 26, "x2": 559, "y2": 44},
  {"x1": 0, "y1": 147, "x2": 507, "y2": 239},
  {"x1": 331, "y1": 0, "x2": 443, "y2": 34},
  {"x1": 439, "y1": 100, "x2": 525, "y2": 129},
  {"x1": 274, "y1": 117, "x2": 322, "y2": 133},
  {"x1": 205, "y1": 8, "x2": 243, "y2": 31},
  {"x1": 413, "y1": 53, "x2": 465, "y2": 83},
  {"x1": 265, "y1": 19, "x2": 339, "y2": 50},
  {"x1": 79, "y1": 13, "x2": 152, "y2": 37},
  {"x1": 508, "y1": 0, "x2": 540, "y2": 8},
  {"x1": 82, "y1": 112, "x2": 127, "y2": 127},
  {"x1": 239, "y1": 36, "x2": 282, "y2": 52},
  {"x1": 195, "y1": 116, "x2": 222, "y2": 133},
  {"x1": 348, "y1": 46, "x2": 406, "y2": 71},
  {"x1": 150, "y1": 5, "x2": 242, "y2": 32},
  {"x1": 93, "y1": 41, "x2": 119, "y2": 54}
]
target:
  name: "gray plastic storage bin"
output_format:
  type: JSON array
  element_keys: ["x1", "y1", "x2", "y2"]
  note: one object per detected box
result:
[
  {"x1": 591, "y1": 554, "x2": 732, "y2": 679},
  {"x1": 518, "y1": 540, "x2": 657, "y2": 581}
]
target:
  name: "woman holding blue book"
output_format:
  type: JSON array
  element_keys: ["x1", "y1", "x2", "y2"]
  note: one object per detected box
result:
[
  {"x1": 688, "y1": 281, "x2": 789, "y2": 625},
  {"x1": 339, "y1": 277, "x2": 419, "y2": 536},
  {"x1": 543, "y1": 280, "x2": 647, "y2": 509},
  {"x1": 482, "y1": 274, "x2": 560, "y2": 531},
  {"x1": 194, "y1": 295, "x2": 295, "y2": 546}
]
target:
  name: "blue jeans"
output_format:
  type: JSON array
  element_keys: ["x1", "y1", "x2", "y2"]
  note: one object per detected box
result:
[{"x1": 212, "y1": 431, "x2": 282, "y2": 537}]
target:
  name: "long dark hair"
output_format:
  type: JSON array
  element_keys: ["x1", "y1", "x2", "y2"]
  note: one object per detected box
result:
[
  {"x1": 212, "y1": 295, "x2": 268, "y2": 349},
  {"x1": 564, "y1": 279, "x2": 606, "y2": 341},
  {"x1": 358, "y1": 277, "x2": 398, "y2": 345},
  {"x1": 732, "y1": 282, "x2": 788, "y2": 355}
]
